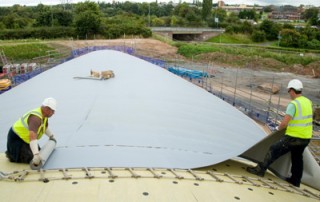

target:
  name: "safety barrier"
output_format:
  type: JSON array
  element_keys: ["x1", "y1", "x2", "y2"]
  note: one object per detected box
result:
[
  {"x1": 71, "y1": 46, "x2": 134, "y2": 57},
  {"x1": 7, "y1": 46, "x2": 165, "y2": 88},
  {"x1": 12, "y1": 68, "x2": 45, "y2": 86},
  {"x1": 71, "y1": 45, "x2": 166, "y2": 68}
]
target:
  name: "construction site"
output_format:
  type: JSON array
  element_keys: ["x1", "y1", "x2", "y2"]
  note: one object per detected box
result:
[
  {"x1": 1, "y1": 39, "x2": 320, "y2": 201},
  {"x1": 0, "y1": 39, "x2": 319, "y2": 164}
]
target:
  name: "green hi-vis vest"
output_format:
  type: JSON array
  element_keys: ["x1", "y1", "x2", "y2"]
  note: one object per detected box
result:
[
  {"x1": 286, "y1": 96, "x2": 313, "y2": 139},
  {"x1": 12, "y1": 107, "x2": 48, "y2": 144}
]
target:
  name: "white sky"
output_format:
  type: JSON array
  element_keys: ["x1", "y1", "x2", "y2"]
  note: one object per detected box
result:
[{"x1": 0, "y1": 0, "x2": 319, "y2": 7}]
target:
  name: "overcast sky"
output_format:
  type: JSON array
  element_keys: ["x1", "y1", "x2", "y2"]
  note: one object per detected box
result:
[{"x1": 0, "y1": 0, "x2": 319, "y2": 7}]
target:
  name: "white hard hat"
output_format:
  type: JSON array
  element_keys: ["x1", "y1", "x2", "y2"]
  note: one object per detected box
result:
[
  {"x1": 42, "y1": 97, "x2": 57, "y2": 111},
  {"x1": 287, "y1": 79, "x2": 303, "y2": 91}
]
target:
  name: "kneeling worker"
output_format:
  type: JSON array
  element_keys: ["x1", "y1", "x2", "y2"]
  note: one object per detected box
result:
[{"x1": 6, "y1": 98, "x2": 57, "y2": 166}]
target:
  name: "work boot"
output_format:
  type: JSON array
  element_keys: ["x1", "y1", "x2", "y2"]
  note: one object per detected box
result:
[
  {"x1": 246, "y1": 165, "x2": 265, "y2": 177},
  {"x1": 286, "y1": 178, "x2": 300, "y2": 188}
]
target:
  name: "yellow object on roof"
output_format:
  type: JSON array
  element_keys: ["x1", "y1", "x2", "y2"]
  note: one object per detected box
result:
[{"x1": 0, "y1": 79, "x2": 11, "y2": 90}]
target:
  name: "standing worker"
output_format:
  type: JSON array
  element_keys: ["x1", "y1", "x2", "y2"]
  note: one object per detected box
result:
[
  {"x1": 5, "y1": 98, "x2": 57, "y2": 166},
  {"x1": 246, "y1": 79, "x2": 313, "y2": 187}
]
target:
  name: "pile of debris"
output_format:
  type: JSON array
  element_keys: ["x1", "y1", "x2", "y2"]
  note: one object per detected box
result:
[{"x1": 257, "y1": 83, "x2": 280, "y2": 94}]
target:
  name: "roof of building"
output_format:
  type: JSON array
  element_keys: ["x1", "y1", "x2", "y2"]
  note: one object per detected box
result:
[
  {"x1": 0, "y1": 50, "x2": 266, "y2": 169},
  {"x1": 0, "y1": 49, "x2": 319, "y2": 200}
]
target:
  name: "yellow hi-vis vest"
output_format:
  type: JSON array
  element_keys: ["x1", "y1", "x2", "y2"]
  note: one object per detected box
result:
[
  {"x1": 286, "y1": 96, "x2": 313, "y2": 139},
  {"x1": 12, "y1": 107, "x2": 48, "y2": 144}
]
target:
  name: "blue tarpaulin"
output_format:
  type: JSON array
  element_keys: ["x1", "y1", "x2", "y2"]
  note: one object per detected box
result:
[{"x1": 168, "y1": 67, "x2": 208, "y2": 79}]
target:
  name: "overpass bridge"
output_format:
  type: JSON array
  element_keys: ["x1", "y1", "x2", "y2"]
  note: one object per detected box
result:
[{"x1": 150, "y1": 27, "x2": 225, "y2": 41}]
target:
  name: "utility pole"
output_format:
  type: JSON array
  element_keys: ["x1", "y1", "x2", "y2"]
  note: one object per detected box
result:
[
  {"x1": 278, "y1": 31, "x2": 281, "y2": 47},
  {"x1": 51, "y1": 5, "x2": 53, "y2": 27},
  {"x1": 148, "y1": 3, "x2": 151, "y2": 27}
]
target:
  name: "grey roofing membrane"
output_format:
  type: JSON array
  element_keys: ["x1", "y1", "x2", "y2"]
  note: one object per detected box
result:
[{"x1": 0, "y1": 50, "x2": 267, "y2": 169}]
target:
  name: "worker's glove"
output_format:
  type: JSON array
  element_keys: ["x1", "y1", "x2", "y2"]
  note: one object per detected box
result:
[
  {"x1": 32, "y1": 154, "x2": 41, "y2": 166},
  {"x1": 275, "y1": 126, "x2": 279, "y2": 131},
  {"x1": 46, "y1": 128, "x2": 56, "y2": 143},
  {"x1": 49, "y1": 135, "x2": 57, "y2": 143}
]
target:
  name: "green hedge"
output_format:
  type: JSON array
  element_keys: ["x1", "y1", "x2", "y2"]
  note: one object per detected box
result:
[
  {"x1": 103, "y1": 24, "x2": 152, "y2": 39},
  {"x1": 0, "y1": 25, "x2": 151, "y2": 40},
  {"x1": 0, "y1": 27, "x2": 76, "y2": 40}
]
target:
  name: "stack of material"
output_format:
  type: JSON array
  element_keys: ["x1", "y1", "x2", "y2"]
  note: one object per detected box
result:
[
  {"x1": 91, "y1": 69, "x2": 115, "y2": 79},
  {"x1": 74, "y1": 69, "x2": 115, "y2": 80},
  {"x1": 0, "y1": 79, "x2": 11, "y2": 90}
]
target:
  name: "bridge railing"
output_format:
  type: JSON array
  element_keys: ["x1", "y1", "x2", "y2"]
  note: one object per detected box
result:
[{"x1": 151, "y1": 27, "x2": 224, "y2": 32}]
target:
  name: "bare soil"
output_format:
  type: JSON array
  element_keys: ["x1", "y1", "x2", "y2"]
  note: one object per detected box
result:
[
  {"x1": 196, "y1": 52, "x2": 320, "y2": 78},
  {"x1": 52, "y1": 39, "x2": 183, "y2": 60},
  {"x1": 51, "y1": 38, "x2": 320, "y2": 77}
]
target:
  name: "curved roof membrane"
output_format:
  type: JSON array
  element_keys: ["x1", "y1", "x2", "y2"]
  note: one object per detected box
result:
[{"x1": 0, "y1": 50, "x2": 266, "y2": 169}]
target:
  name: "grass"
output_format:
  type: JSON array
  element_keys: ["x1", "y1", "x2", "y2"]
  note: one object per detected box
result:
[
  {"x1": 176, "y1": 33, "x2": 320, "y2": 67},
  {"x1": 0, "y1": 42, "x2": 54, "y2": 63},
  {"x1": 176, "y1": 42, "x2": 320, "y2": 66},
  {"x1": 207, "y1": 33, "x2": 253, "y2": 44},
  {"x1": 1, "y1": 37, "x2": 320, "y2": 71}
]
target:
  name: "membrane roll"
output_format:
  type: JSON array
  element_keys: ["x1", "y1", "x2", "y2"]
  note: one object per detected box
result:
[{"x1": 30, "y1": 140, "x2": 56, "y2": 170}]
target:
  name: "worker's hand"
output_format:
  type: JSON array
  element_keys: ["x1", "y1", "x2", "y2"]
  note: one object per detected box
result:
[
  {"x1": 49, "y1": 135, "x2": 57, "y2": 143},
  {"x1": 275, "y1": 126, "x2": 279, "y2": 131},
  {"x1": 32, "y1": 154, "x2": 41, "y2": 166}
]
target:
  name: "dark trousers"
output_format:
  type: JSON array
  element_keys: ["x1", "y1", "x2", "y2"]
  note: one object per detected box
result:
[
  {"x1": 6, "y1": 127, "x2": 33, "y2": 163},
  {"x1": 260, "y1": 135, "x2": 310, "y2": 185}
]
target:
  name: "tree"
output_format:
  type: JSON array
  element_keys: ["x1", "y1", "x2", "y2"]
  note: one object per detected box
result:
[
  {"x1": 2, "y1": 13, "x2": 29, "y2": 29},
  {"x1": 173, "y1": 2, "x2": 190, "y2": 18},
  {"x1": 251, "y1": 30, "x2": 266, "y2": 42},
  {"x1": 282, "y1": 23, "x2": 294, "y2": 29},
  {"x1": 34, "y1": 4, "x2": 51, "y2": 27},
  {"x1": 74, "y1": 2, "x2": 102, "y2": 38},
  {"x1": 170, "y1": 15, "x2": 178, "y2": 26},
  {"x1": 202, "y1": 0, "x2": 212, "y2": 20},
  {"x1": 54, "y1": 10, "x2": 73, "y2": 27},
  {"x1": 259, "y1": 19, "x2": 281, "y2": 40},
  {"x1": 280, "y1": 29, "x2": 301, "y2": 48},
  {"x1": 101, "y1": 13, "x2": 151, "y2": 38},
  {"x1": 303, "y1": 8, "x2": 319, "y2": 26},
  {"x1": 186, "y1": 11, "x2": 203, "y2": 27},
  {"x1": 212, "y1": 8, "x2": 226, "y2": 23},
  {"x1": 225, "y1": 12, "x2": 240, "y2": 24},
  {"x1": 208, "y1": 8, "x2": 226, "y2": 28},
  {"x1": 306, "y1": 39, "x2": 320, "y2": 50},
  {"x1": 238, "y1": 9, "x2": 257, "y2": 21},
  {"x1": 2, "y1": 13, "x2": 18, "y2": 29},
  {"x1": 152, "y1": 17, "x2": 165, "y2": 26},
  {"x1": 161, "y1": 16, "x2": 172, "y2": 26},
  {"x1": 241, "y1": 21, "x2": 254, "y2": 34},
  {"x1": 75, "y1": 11, "x2": 101, "y2": 38},
  {"x1": 300, "y1": 25, "x2": 318, "y2": 40},
  {"x1": 263, "y1": 6, "x2": 273, "y2": 13}
]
